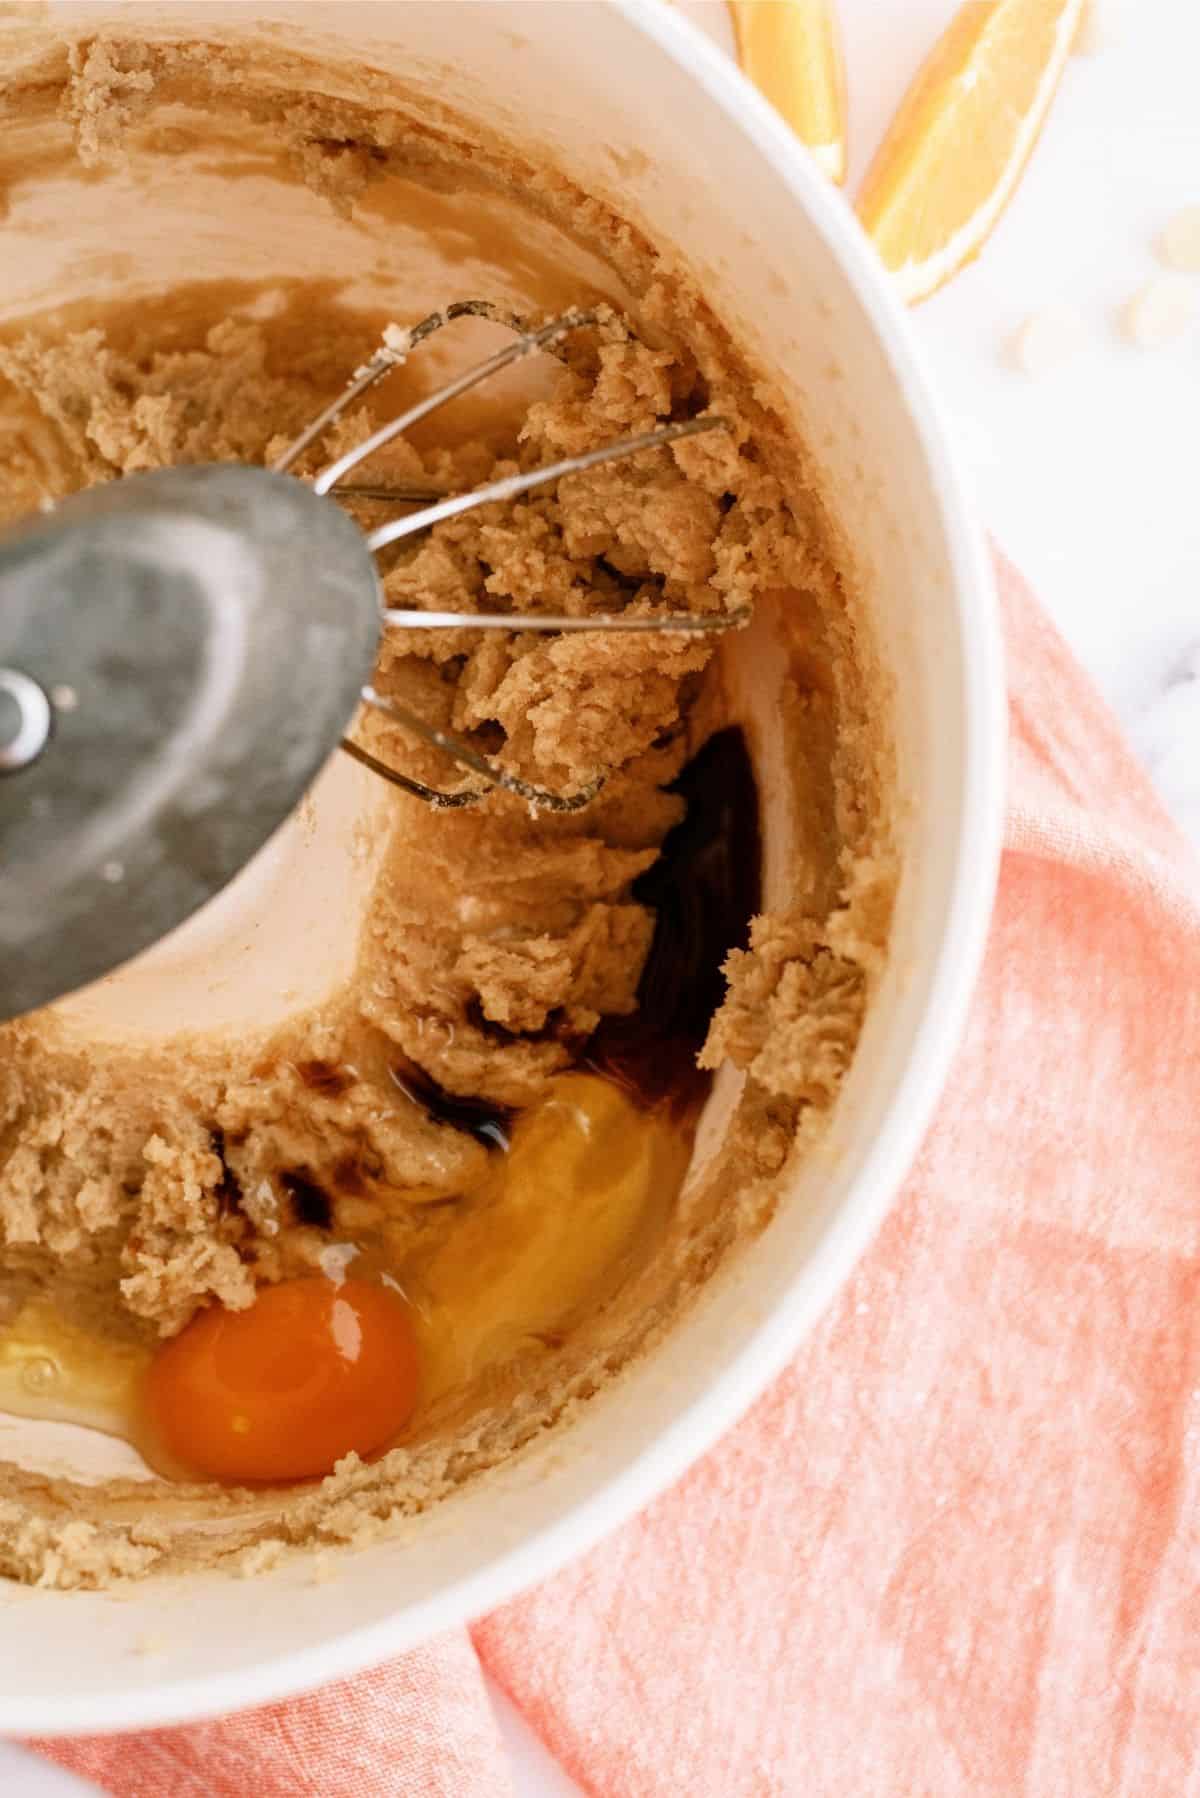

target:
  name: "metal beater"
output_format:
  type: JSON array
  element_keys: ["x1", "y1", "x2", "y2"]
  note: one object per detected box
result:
[{"x1": 0, "y1": 303, "x2": 745, "y2": 1018}]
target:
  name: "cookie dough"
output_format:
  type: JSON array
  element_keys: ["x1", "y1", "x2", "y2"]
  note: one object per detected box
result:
[{"x1": 0, "y1": 32, "x2": 894, "y2": 1586}]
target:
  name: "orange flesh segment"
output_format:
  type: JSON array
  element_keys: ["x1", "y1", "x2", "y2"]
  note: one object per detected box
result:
[
  {"x1": 856, "y1": 0, "x2": 1085, "y2": 302},
  {"x1": 729, "y1": 0, "x2": 848, "y2": 184}
]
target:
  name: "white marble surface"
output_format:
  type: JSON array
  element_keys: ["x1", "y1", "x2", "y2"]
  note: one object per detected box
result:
[{"x1": 3, "y1": 1, "x2": 1198, "y2": 1792}]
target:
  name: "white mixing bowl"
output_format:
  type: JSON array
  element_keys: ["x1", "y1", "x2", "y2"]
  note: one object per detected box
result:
[{"x1": 0, "y1": 0, "x2": 1004, "y2": 1734}]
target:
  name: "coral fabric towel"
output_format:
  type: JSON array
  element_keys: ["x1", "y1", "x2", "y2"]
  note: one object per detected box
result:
[{"x1": 33, "y1": 554, "x2": 1200, "y2": 1796}]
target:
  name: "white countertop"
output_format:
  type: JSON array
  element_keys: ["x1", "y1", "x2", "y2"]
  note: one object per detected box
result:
[{"x1": 3, "y1": 0, "x2": 1197, "y2": 1791}]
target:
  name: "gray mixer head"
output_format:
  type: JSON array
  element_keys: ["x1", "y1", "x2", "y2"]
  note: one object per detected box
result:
[{"x1": 0, "y1": 465, "x2": 381, "y2": 1021}]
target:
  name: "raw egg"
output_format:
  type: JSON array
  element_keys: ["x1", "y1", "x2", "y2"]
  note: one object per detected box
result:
[{"x1": 143, "y1": 1276, "x2": 419, "y2": 1482}]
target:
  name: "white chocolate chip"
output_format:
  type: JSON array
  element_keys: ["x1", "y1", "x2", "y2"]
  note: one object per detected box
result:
[
  {"x1": 1122, "y1": 277, "x2": 1196, "y2": 347},
  {"x1": 1160, "y1": 206, "x2": 1200, "y2": 273},
  {"x1": 1074, "y1": 0, "x2": 1117, "y2": 54},
  {"x1": 1009, "y1": 305, "x2": 1087, "y2": 374}
]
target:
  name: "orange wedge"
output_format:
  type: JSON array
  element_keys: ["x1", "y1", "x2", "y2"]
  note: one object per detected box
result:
[
  {"x1": 857, "y1": 0, "x2": 1084, "y2": 302},
  {"x1": 729, "y1": 0, "x2": 847, "y2": 184}
]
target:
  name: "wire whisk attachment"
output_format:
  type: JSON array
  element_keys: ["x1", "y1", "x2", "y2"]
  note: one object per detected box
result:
[{"x1": 276, "y1": 301, "x2": 748, "y2": 811}]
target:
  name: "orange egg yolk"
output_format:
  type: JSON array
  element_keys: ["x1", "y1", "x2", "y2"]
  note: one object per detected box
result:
[{"x1": 143, "y1": 1277, "x2": 419, "y2": 1483}]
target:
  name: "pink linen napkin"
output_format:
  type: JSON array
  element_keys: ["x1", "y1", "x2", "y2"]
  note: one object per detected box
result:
[
  {"x1": 32, "y1": 551, "x2": 1200, "y2": 1795},
  {"x1": 32, "y1": 1635, "x2": 512, "y2": 1797}
]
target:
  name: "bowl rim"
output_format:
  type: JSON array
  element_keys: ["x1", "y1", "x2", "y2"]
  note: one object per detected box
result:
[{"x1": 6, "y1": 0, "x2": 1006, "y2": 1739}]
